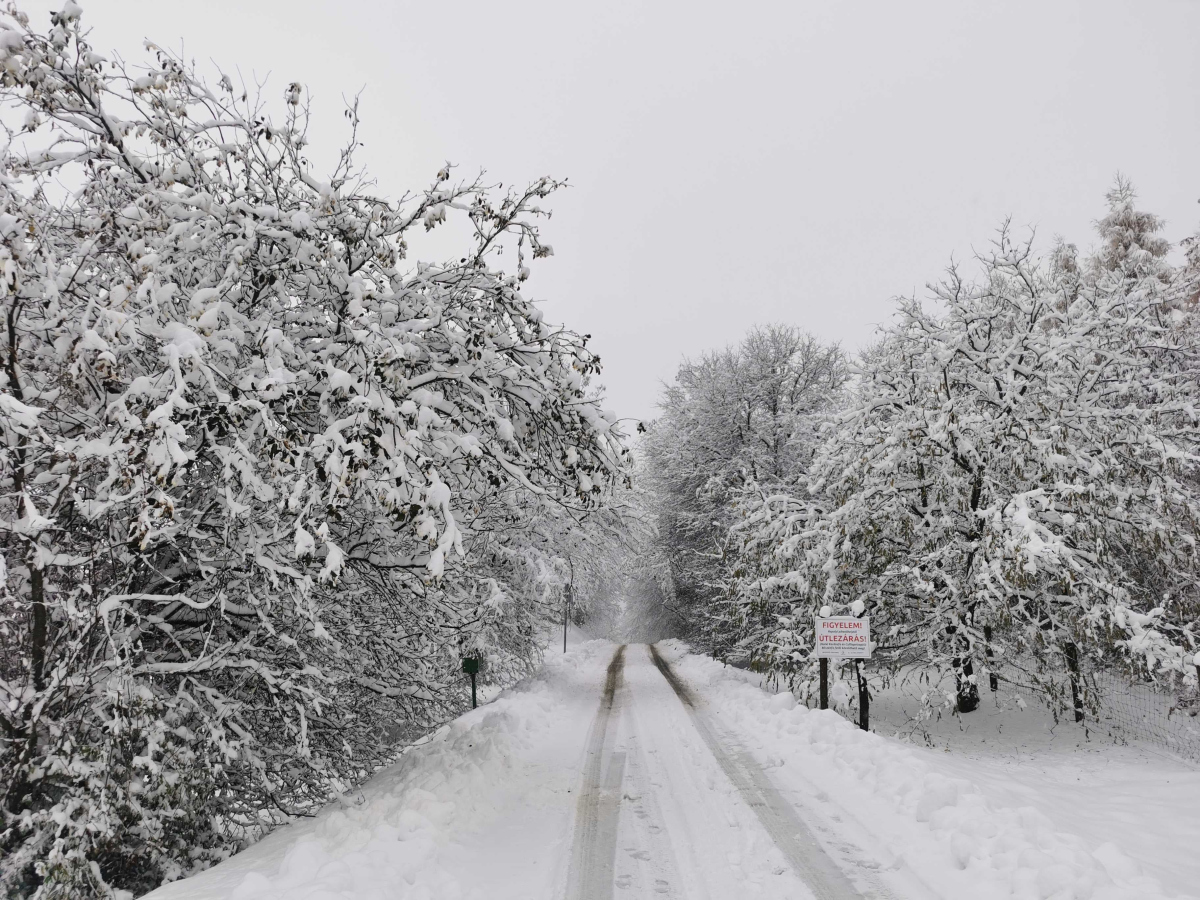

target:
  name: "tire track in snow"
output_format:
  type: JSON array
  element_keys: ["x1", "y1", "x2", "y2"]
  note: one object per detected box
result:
[
  {"x1": 566, "y1": 644, "x2": 627, "y2": 900},
  {"x1": 648, "y1": 643, "x2": 876, "y2": 900},
  {"x1": 611, "y1": 668, "x2": 687, "y2": 898}
]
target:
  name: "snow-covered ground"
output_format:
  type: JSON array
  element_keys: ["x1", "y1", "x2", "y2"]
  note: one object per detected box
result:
[
  {"x1": 672, "y1": 643, "x2": 1200, "y2": 900},
  {"x1": 144, "y1": 639, "x2": 1199, "y2": 900},
  {"x1": 734, "y1": 657, "x2": 1200, "y2": 897},
  {"x1": 866, "y1": 671, "x2": 1200, "y2": 897},
  {"x1": 143, "y1": 633, "x2": 614, "y2": 900}
]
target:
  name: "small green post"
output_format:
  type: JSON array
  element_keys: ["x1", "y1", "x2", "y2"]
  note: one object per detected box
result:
[{"x1": 462, "y1": 657, "x2": 480, "y2": 709}]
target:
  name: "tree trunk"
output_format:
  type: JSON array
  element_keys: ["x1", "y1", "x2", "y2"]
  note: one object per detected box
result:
[
  {"x1": 983, "y1": 624, "x2": 998, "y2": 692},
  {"x1": 30, "y1": 566, "x2": 46, "y2": 693},
  {"x1": 855, "y1": 661, "x2": 869, "y2": 731}
]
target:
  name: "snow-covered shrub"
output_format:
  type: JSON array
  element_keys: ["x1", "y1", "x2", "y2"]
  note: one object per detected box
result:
[{"x1": 0, "y1": 5, "x2": 624, "y2": 896}]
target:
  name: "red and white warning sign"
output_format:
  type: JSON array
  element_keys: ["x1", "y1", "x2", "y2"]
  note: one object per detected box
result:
[{"x1": 815, "y1": 616, "x2": 871, "y2": 659}]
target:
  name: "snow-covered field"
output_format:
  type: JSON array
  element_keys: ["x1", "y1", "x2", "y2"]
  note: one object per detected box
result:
[{"x1": 144, "y1": 639, "x2": 1199, "y2": 900}]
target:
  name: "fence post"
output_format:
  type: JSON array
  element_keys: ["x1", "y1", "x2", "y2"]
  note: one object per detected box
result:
[
  {"x1": 855, "y1": 660, "x2": 869, "y2": 731},
  {"x1": 1064, "y1": 642, "x2": 1084, "y2": 723},
  {"x1": 819, "y1": 657, "x2": 828, "y2": 710},
  {"x1": 563, "y1": 582, "x2": 571, "y2": 654},
  {"x1": 984, "y1": 624, "x2": 998, "y2": 692}
]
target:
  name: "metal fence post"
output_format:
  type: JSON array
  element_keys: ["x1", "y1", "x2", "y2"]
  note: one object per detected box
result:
[
  {"x1": 984, "y1": 624, "x2": 998, "y2": 692},
  {"x1": 1064, "y1": 642, "x2": 1084, "y2": 723},
  {"x1": 855, "y1": 660, "x2": 869, "y2": 730}
]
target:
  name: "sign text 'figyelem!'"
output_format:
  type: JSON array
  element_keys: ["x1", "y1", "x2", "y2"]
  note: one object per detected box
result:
[{"x1": 815, "y1": 616, "x2": 872, "y2": 659}]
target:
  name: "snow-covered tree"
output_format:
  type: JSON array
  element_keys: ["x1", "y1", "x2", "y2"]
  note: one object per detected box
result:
[
  {"x1": 559, "y1": 480, "x2": 678, "y2": 640},
  {"x1": 1089, "y1": 176, "x2": 1172, "y2": 285},
  {"x1": 493, "y1": 461, "x2": 678, "y2": 644},
  {"x1": 732, "y1": 195, "x2": 1200, "y2": 714},
  {"x1": 0, "y1": 6, "x2": 625, "y2": 897},
  {"x1": 642, "y1": 324, "x2": 846, "y2": 647}
]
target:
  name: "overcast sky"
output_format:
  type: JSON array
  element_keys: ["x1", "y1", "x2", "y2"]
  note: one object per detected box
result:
[{"x1": 90, "y1": 1, "x2": 1200, "y2": 424}]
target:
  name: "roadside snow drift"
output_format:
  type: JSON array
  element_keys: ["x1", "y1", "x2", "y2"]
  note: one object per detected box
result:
[
  {"x1": 144, "y1": 640, "x2": 617, "y2": 900},
  {"x1": 658, "y1": 640, "x2": 1198, "y2": 900}
]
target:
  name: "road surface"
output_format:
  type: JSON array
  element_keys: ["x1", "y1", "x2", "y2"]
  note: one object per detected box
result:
[
  {"x1": 141, "y1": 638, "x2": 1174, "y2": 900},
  {"x1": 565, "y1": 644, "x2": 903, "y2": 900}
]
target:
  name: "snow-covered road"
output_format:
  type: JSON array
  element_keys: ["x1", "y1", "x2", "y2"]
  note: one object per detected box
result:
[
  {"x1": 567, "y1": 643, "x2": 886, "y2": 899},
  {"x1": 145, "y1": 639, "x2": 1197, "y2": 900}
]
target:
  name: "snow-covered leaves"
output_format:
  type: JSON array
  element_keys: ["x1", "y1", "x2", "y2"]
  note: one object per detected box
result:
[
  {"x1": 641, "y1": 325, "x2": 847, "y2": 645},
  {"x1": 0, "y1": 6, "x2": 625, "y2": 897},
  {"x1": 728, "y1": 194, "x2": 1200, "y2": 704}
]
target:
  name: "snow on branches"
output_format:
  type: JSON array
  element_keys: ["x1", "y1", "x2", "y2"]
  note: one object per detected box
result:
[
  {"x1": 641, "y1": 325, "x2": 847, "y2": 646},
  {"x1": 0, "y1": 5, "x2": 625, "y2": 896},
  {"x1": 728, "y1": 193, "x2": 1200, "y2": 709}
]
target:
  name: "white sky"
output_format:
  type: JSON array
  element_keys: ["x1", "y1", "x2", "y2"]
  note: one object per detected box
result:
[{"x1": 89, "y1": 1, "x2": 1200, "y2": 424}]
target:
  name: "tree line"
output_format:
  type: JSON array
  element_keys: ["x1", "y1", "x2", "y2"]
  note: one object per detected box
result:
[
  {"x1": 644, "y1": 179, "x2": 1200, "y2": 720},
  {"x1": 0, "y1": 6, "x2": 638, "y2": 897}
]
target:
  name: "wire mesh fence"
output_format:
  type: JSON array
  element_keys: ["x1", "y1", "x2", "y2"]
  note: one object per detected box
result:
[
  {"x1": 1084, "y1": 671, "x2": 1200, "y2": 762},
  {"x1": 745, "y1": 650, "x2": 1200, "y2": 763},
  {"x1": 993, "y1": 660, "x2": 1200, "y2": 763}
]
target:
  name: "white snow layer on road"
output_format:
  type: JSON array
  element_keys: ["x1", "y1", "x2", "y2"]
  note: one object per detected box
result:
[{"x1": 145, "y1": 639, "x2": 1198, "y2": 900}]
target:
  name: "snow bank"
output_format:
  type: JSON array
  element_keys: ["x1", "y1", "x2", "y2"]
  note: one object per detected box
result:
[
  {"x1": 862, "y1": 666, "x2": 1200, "y2": 895},
  {"x1": 659, "y1": 640, "x2": 1198, "y2": 900},
  {"x1": 145, "y1": 640, "x2": 616, "y2": 900}
]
